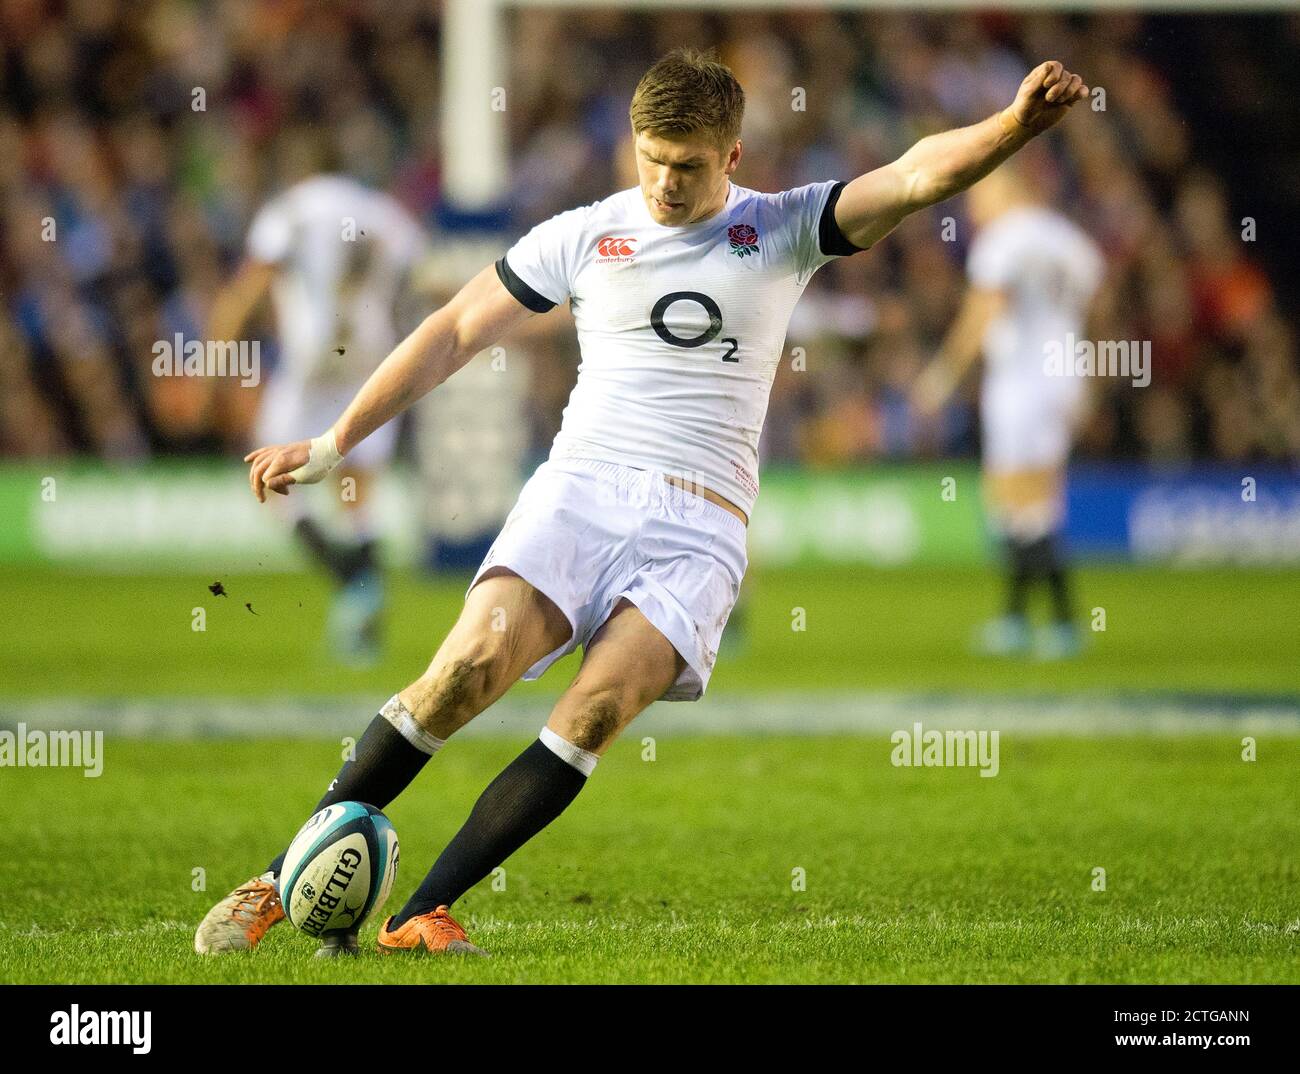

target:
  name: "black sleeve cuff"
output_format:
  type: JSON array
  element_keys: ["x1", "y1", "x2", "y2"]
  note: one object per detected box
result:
[
  {"x1": 495, "y1": 256, "x2": 557, "y2": 313},
  {"x1": 818, "y1": 181, "x2": 870, "y2": 257}
]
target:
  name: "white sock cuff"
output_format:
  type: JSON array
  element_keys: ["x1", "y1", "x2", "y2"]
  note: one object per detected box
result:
[
  {"x1": 539, "y1": 726, "x2": 598, "y2": 776},
  {"x1": 379, "y1": 695, "x2": 445, "y2": 756}
]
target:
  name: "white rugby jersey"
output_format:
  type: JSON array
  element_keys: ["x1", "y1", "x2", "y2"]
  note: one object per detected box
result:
[
  {"x1": 967, "y1": 205, "x2": 1104, "y2": 397},
  {"x1": 247, "y1": 174, "x2": 428, "y2": 385},
  {"x1": 496, "y1": 180, "x2": 866, "y2": 515}
]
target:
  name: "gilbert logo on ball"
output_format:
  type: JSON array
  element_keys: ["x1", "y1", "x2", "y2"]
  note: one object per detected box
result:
[{"x1": 279, "y1": 802, "x2": 399, "y2": 938}]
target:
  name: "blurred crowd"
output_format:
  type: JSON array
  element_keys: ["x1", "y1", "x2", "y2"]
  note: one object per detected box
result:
[{"x1": 1, "y1": 1, "x2": 1297, "y2": 468}]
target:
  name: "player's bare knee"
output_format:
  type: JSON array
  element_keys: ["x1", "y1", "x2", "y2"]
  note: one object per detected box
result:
[
  {"x1": 557, "y1": 689, "x2": 633, "y2": 753},
  {"x1": 405, "y1": 642, "x2": 511, "y2": 735}
]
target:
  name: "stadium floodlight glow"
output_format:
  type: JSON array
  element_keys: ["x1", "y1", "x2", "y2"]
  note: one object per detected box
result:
[{"x1": 443, "y1": 0, "x2": 1291, "y2": 213}]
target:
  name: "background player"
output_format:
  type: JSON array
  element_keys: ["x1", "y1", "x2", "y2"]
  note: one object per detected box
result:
[
  {"x1": 913, "y1": 163, "x2": 1105, "y2": 659},
  {"x1": 196, "y1": 50, "x2": 1089, "y2": 957},
  {"x1": 208, "y1": 160, "x2": 429, "y2": 665}
]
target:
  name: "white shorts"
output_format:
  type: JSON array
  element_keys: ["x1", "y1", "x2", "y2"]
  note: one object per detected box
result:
[
  {"x1": 466, "y1": 456, "x2": 749, "y2": 702},
  {"x1": 981, "y1": 379, "x2": 1084, "y2": 472},
  {"x1": 255, "y1": 374, "x2": 397, "y2": 470}
]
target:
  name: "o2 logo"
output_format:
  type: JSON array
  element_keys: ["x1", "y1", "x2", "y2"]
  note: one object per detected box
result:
[{"x1": 650, "y1": 291, "x2": 738, "y2": 362}]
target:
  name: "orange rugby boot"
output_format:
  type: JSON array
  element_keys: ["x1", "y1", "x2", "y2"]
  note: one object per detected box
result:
[
  {"x1": 376, "y1": 906, "x2": 488, "y2": 957},
  {"x1": 194, "y1": 872, "x2": 286, "y2": 954}
]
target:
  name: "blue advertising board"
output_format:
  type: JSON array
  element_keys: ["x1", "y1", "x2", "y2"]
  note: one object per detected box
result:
[{"x1": 1066, "y1": 465, "x2": 1300, "y2": 564}]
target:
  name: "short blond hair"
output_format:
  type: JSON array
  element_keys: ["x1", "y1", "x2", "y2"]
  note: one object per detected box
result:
[{"x1": 629, "y1": 47, "x2": 744, "y2": 148}]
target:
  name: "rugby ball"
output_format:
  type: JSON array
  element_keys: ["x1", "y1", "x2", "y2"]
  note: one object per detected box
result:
[{"x1": 280, "y1": 802, "x2": 399, "y2": 938}]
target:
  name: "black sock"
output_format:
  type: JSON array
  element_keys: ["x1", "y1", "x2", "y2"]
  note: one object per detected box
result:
[
  {"x1": 293, "y1": 518, "x2": 376, "y2": 585},
  {"x1": 266, "y1": 702, "x2": 438, "y2": 878},
  {"x1": 1042, "y1": 536, "x2": 1074, "y2": 624},
  {"x1": 340, "y1": 538, "x2": 377, "y2": 582},
  {"x1": 1005, "y1": 538, "x2": 1032, "y2": 617},
  {"x1": 1009, "y1": 534, "x2": 1069, "y2": 620},
  {"x1": 391, "y1": 737, "x2": 590, "y2": 925}
]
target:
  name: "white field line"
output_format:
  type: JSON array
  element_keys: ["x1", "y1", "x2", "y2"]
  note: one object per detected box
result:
[
  {"x1": 1, "y1": 693, "x2": 1298, "y2": 739},
  {"x1": 0, "y1": 921, "x2": 193, "y2": 937}
]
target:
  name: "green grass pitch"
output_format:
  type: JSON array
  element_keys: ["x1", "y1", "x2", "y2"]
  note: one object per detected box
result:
[
  {"x1": 1, "y1": 563, "x2": 1296, "y2": 983},
  {"x1": 1, "y1": 735, "x2": 1296, "y2": 983},
  {"x1": 3, "y1": 563, "x2": 1298, "y2": 696}
]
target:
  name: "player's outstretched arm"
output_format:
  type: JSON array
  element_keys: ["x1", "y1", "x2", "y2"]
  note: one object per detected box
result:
[
  {"x1": 245, "y1": 264, "x2": 536, "y2": 501},
  {"x1": 833, "y1": 61, "x2": 1088, "y2": 250},
  {"x1": 209, "y1": 259, "x2": 276, "y2": 344},
  {"x1": 912, "y1": 288, "x2": 1006, "y2": 418}
]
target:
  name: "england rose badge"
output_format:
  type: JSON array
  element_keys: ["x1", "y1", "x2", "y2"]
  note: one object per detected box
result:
[{"x1": 727, "y1": 223, "x2": 759, "y2": 257}]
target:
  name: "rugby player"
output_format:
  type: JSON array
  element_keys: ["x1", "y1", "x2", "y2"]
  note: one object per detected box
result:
[{"x1": 196, "y1": 48, "x2": 1088, "y2": 956}]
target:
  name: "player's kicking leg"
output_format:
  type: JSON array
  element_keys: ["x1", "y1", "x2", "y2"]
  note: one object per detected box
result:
[
  {"x1": 193, "y1": 567, "x2": 571, "y2": 955},
  {"x1": 377, "y1": 597, "x2": 685, "y2": 956}
]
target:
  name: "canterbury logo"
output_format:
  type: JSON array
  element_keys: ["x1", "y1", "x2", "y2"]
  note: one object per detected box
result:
[{"x1": 596, "y1": 236, "x2": 637, "y2": 258}]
